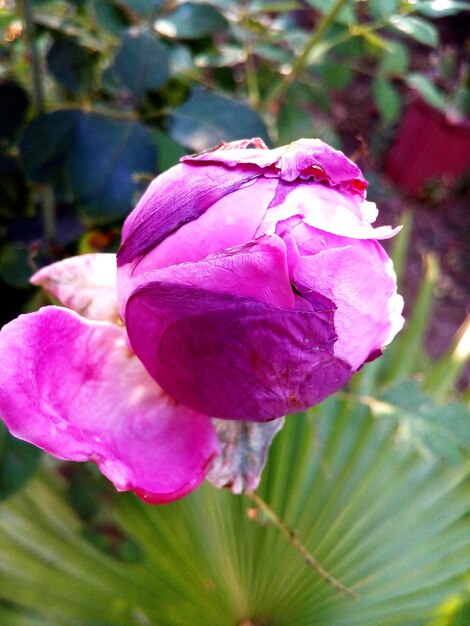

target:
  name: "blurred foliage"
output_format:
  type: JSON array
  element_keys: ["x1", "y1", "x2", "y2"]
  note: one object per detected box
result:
[{"x1": 0, "y1": 0, "x2": 470, "y2": 624}]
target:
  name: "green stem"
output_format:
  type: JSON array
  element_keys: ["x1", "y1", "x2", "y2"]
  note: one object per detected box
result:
[
  {"x1": 21, "y1": 0, "x2": 44, "y2": 115},
  {"x1": 246, "y1": 490, "x2": 358, "y2": 598},
  {"x1": 241, "y1": 0, "x2": 261, "y2": 110},
  {"x1": 21, "y1": 0, "x2": 57, "y2": 248},
  {"x1": 261, "y1": 0, "x2": 349, "y2": 113}
]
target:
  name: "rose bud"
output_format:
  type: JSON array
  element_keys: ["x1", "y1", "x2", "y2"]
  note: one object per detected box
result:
[
  {"x1": 117, "y1": 138, "x2": 404, "y2": 422},
  {"x1": 0, "y1": 138, "x2": 403, "y2": 503}
]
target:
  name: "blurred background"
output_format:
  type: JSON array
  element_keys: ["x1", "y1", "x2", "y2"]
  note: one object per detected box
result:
[{"x1": 0, "y1": 1, "x2": 470, "y2": 625}]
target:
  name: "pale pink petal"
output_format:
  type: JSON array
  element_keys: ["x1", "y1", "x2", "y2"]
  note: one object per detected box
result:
[
  {"x1": 259, "y1": 182, "x2": 400, "y2": 241},
  {"x1": 0, "y1": 307, "x2": 219, "y2": 503},
  {"x1": 293, "y1": 240, "x2": 404, "y2": 370},
  {"x1": 31, "y1": 254, "x2": 119, "y2": 323}
]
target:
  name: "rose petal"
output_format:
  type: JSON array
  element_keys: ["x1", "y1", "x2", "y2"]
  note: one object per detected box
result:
[
  {"x1": 183, "y1": 138, "x2": 367, "y2": 193},
  {"x1": 260, "y1": 181, "x2": 400, "y2": 241},
  {"x1": 0, "y1": 307, "x2": 220, "y2": 503},
  {"x1": 119, "y1": 236, "x2": 295, "y2": 318},
  {"x1": 126, "y1": 283, "x2": 352, "y2": 421},
  {"x1": 118, "y1": 161, "x2": 264, "y2": 266},
  {"x1": 293, "y1": 240, "x2": 404, "y2": 370},
  {"x1": 130, "y1": 177, "x2": 278, "y2": 275},
  {"x1": 31, "y1": 253, "x2": 119, "y2": 322}
]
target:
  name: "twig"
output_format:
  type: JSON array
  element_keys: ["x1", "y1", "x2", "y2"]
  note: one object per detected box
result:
[{"x1": 245, "y1": 491, "x2": 358, "y2": 598}]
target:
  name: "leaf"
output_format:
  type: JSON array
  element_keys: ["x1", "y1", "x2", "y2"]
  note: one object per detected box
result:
[
  {"x1": 406, "y1": 72, "x2": 447, "y2": 111},
  {"x1": 68, "y1": 113, "x2": 157, "y2": 219},
  {"x1": 113, "y1": 28, "x2": 170, "y2": 101},
  {"x1": 372, "y1": 76, "x2": 402, "y2": 124},
  {"x1": 277, "y1": 102, "x2": 314, "y2": 145},
  {"x1": 318, "y1": 59, "x2": 353, "y2": 89},
  {"x1": 0, "y1": 424, "x2": 41, "y2": 501},
  {"x1": 119, "y1": 0, "x2": 163, "y2": 18},
  {"x1": 20, "y1": 111, "x2": 157, "y2": 220},
  {"x1": 414, "y1": 0, "x2": 470, "y2": 17},
  {"x1": 206, "y1": 418, "x2": 285, "y2": 493},
  {"x1": 368, "y1": 0, "x2": 399, "y2": 18},
  {"x1": 46, "y1": 36, "x2": 96, "y2": 94},
  {"x1": 2, "y1": 404, "x2": 470, "y2": 624},
  {"x1": 369, "y1": 380, "x2": 470, "y2": 463},
  {"x1": 155, "y1": 2, "x2": 228, "y2": 39},
  {"x1": 0, "y1": 243, "x2": 33, "y2": 288},
  {"x1": 19, "y1": 109, "x2": 82, "y2": 183},
  {"x1": 0, "y1": 81, "x2": 29, "y2": 143},
  {"x1": 379, "y1": 40, "x2": 409, "y2": 76},
  {"x1": 169, "y1": 87, "x2": 270, "y2": 151},
  {"x1": 91, "y1": 0, "x2": 130, "y2": 37},
  {"x1": 389, "y1": 14, "x2": 439, "y2": 47}
]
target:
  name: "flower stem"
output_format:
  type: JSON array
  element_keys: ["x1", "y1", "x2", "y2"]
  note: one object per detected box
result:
[
  {"x1": 245, "y1": 490, "x2": 358, "y2": 598},
  {"x1": 261, "y1": 0, "x2": 349, "y2": 113}
]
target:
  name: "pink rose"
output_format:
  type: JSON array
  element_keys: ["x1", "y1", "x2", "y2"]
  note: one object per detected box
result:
[{"x1": 0, "y1": 138, "x2": 403, "y2": 503}]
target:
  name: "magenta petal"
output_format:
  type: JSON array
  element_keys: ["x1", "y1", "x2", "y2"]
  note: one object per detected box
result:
[
  {"x1": 126, "y1": 283, "x2": 352, "y2": 421},
  {"x1": 294, "y1": 241, "x2": 404, "y2": 370},
  {"x1": 0, "y1": 307, "x2": 220, "y2": 503},
  {"x1": 118, "y1": 161, "x2": 264, "y2": 266},
  {"x1": 119, "y1": 236, "x2": 296, "y2": 318}
]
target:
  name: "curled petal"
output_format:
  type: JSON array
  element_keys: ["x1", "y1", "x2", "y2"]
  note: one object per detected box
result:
[
  {"x1": 119, "y1": 236, "x2": 296, "y2": 319},
  {"x1": 31, "y1": 253, "x2": 119, "y2": 322},
  {"x1": 0, "y1": 307, "x2": 219, "y2": 503},
  {"x1": 129, "y1": 178, "x2": 278, "y2": 275},
  {"x1": 260, "y1": 181, "x2": 400, "y2": 241},
  {"x1": 183, "y1": 138, "x2": 367, "y2": 192},
  {"x1": 293, "y1": 240, "x2": 404, "y2": 370},
  {"x1": 126, "y1": 282, "x2": 352, "y2": 421},
  {"x1": 118, "y1": 161, "x2": 264, "y2": 266}
]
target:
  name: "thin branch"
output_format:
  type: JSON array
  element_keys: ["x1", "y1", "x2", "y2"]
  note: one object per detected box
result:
[
  {"x1": 245, "y1": 490, "x2": 358, "y2": 598},
  {"x1": 261, "y1": 0, "x2": 349, "y2": 113}
]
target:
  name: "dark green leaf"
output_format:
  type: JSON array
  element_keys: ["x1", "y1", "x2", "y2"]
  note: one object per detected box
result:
[
  {"x1": 372, "y1": 75, "x2": 402, "y2": 124},
  {"x1": 91, "y1": 0, "x2": 130, "y2": 36},
  {"x1": 318, "y1": 59, "x2": 353, "y2": 89},
  {"x1": 415, "y1": 0, "x2": 470, "y2": 17},
  {"x1": 0, "y1": 81, "x2": 29, "y2": 143},
  {"x1": 68, "y1": 113, "x2": 157, "y2": 219},
  {"x1": 113, "y1": 29, "x2": 170, "y2": 101},
  {"x1": 169, "y1": 87, "x2": 270, "y2": 151},
  {"x1": 0, "y1": 424, "x2": 41, "y2": 501},
  {"x1": 380, "y1": 40, "x2": 410, "y2": 76},
  {"x1": 277, "y1": 102, "x2": 313, "y2": 145},
  {"x1": 119, "y1": 0, "x2": 163, "y2": 18},
  {"x1": 20, "y1": 110, "x2": 82, "y2": 183},
  {"x1": 155, "y1": 2, "x2": 228, "y2": 39},
  {"x1": 374, "y1": 380, "x2": 470, "y2": 463},
  {"x1": 154, "y1": 130, "x2": 186, "y2": 171},
  {"x1": 389, "y1": 15, "x2": 439, "y2": 47},
  {"x1": 46, "y1": 37, "x2": 96, "y2": 94},
  {"x1": 368, "y1": 0, "x2": 399, "y2": 18}
]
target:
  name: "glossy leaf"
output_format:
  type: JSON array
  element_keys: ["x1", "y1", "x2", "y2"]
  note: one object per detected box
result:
[
  {"x1": 91, "y1": 0, "x2": 130, "y2": 36},
  {"x1": 389, "y1": 15, "x2": 439, "y2": 47},
  {"x1": 120, "y1": 0, "x2": 163, "y2": 18},
  {"x1": 46, "y1": 37, "x2": 96, "y2": 94},
  {"x1": 155, "y1": 2, "x2": 228, "y2": 39},
  {"x1": 169, "y1": 87, "x2": 270, "y2": 151},
  {"x1": 68, "y1": 113, "x2": 157, "y2": 219},
  {"x1": 113, "y1": 29, "x2": 170, "y2": 101},
  {"x1": 414, "y1": 0, "x2": 470, "y2": 17},
  {"x1": 372, "y1": 76, "x2": 402, "y2": 124},
  {"x1": 406, "y1": 73, "x2": 447, "y2": 111}
]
